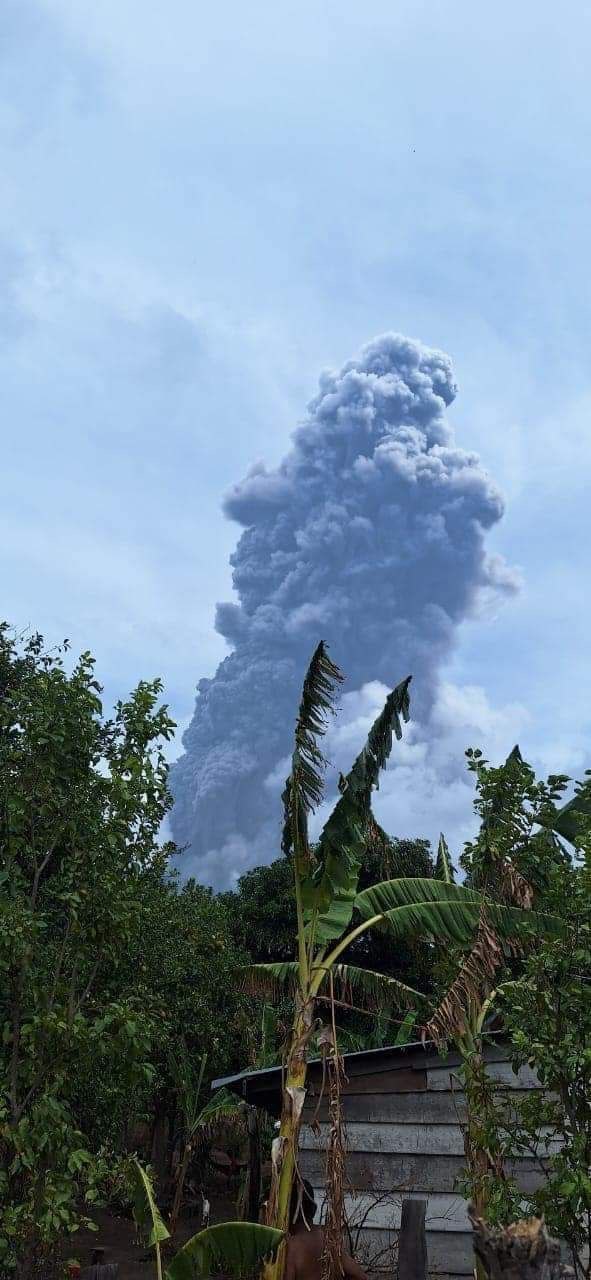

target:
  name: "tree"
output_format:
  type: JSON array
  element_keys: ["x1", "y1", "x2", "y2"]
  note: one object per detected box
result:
[
  {"x1": 0, "y1": 627, "x2": 175, "y2": 1276},
  {"x1": 455, "y1": 772, "x2": 591, "y2": 1279},
  {"x1": 111, "y1": 870, "x2": 249, "y2": 1191},
  {"x1": 425, "y1": 748, "x2": 571, "y2": 1229}
]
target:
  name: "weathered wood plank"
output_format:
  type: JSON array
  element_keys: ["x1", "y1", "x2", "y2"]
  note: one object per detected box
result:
[
  {"x1": 303, "y1": 1089, "x2": 542, "y2": 1125},
  {"x1": 299, "y1": 1150, "x2": 546, "y2": 1196},
  {"x1": 427, "y1": 1063, "x2": 541, "y2": 1091},
  {"x1": 303, "y1": 1091, "x2": 454, "y2": 1123},
  {"x1": 301, "y1": 1122, "x2": 466, "y2": 1156},
  {"x1": 311, "y1": 1188, "x2": 472, "y2": 1233},
  {"x1": 300, "y1": 1122, "x2": 561, "y2": 1158}
]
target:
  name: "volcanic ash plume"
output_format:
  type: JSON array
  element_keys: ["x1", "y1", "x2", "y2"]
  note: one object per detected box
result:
[{"x1": 170, "y1": 333, "x2": 517, "y2": 886}]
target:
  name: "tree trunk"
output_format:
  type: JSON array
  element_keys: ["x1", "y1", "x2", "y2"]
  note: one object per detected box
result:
[
  {"x1": 169, "y1": 1140, "x2": 192, "y2": 1236},
  {"x1": 242, "y1": 1105, "x2": 262, "y2": 1223},
  {"x1": 264, "y1": 995, "x2": 313, "y2": 1280},
  {"x1": 469, "y1": 1209, "x2": 574, "y2": 1280}
]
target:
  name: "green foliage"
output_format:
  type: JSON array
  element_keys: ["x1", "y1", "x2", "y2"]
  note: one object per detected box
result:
[
  {"x1": 481, "y1": 858, "x2": 591, "y2": 1274},
  {"x1": 0, "y1": 626, "x2": 176, "y2": 1272},
  {"x1": 166, "y1": 1221, "x2": 284, "y2": 1280},
  {"x1": 281, "y1": 641, "x2": 343, "y2": 862},
  {"x1": 460, "y1": 745, "x2": 570, "y2": 898},
  {"x1": 130, "y1": 1160, "x2": 283, "y2": 1280},
  {"x1": 355, "y1": 876, "x2": 563, "y2": 946},
  {"x1": 228, "y1": 835, "x2": 435, "y2": 1062}
]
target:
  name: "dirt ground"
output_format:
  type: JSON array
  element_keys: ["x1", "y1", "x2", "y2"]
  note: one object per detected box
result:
[{"x1": 65, "y1": 1194, "x2": 238, "y2": 1278}]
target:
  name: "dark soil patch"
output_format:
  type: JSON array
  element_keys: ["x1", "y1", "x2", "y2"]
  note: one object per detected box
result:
[{"x1": 65, "y1": 1194, "x2": 238, "y2": 1278}]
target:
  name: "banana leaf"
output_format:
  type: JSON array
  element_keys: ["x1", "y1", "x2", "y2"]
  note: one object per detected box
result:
[
  {"x1": 301, "y1": 676, "x2": 411, "y2": 948},
  {"x1": 130, "y1": 1159, "x2": 170, "y2": 1248},
  {"x1": 354, "y1": 876, "x2": 565, "y2": 945},
  {"x1": 243, "y1": 959, "x2": 425, "y2": 1007},
  {"x1": 166, "y1": 1221, "x2": 284, "y2": 1280},
  {"x1": 435, "y1": 833, "x2": 455, "y2": 883}
]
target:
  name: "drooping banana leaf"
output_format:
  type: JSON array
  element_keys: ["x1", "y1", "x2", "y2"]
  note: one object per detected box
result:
[
  {"x1": 312, "y1": 961, "x2": 427, "y2": 1008},
  {"x1": 354, "y1": 876, "x2": 565, "y2": 946},
  {"x1": 241, "y1": 961, "x2": 300, "y2": 999},
  {"x1": 130, "y1": 1159, "x2": 170, "y2": 1248},
  {"x1": 301, "y1": 676, "x2": 412, "y2": 948},
  {"x1": 281, "y1": 641, "x2": 343, "y2": 863},
  {"x1": 166, "y1": 1221, "x2": 284, "y2": 1280},
  {"x1": 435, "y1": 833, "x2": 455, "y2": 883},
  {"x1": 242, "y1": 959, "x2": 425, "y2": 1008}
]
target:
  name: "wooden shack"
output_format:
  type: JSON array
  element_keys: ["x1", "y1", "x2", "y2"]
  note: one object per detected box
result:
[{"x1": 215, "y1": 1038, "x2": 552, "y2": 1280}]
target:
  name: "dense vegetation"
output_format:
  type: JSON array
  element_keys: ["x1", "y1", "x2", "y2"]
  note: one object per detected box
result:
[{"x1": 1, "y1": 626, "x2": 589, "y2": 1278}]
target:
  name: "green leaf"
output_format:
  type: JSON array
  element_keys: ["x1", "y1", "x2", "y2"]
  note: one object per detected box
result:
[
  {"x1": 241, "y1": 961, "x2": 299, "y2": 999},
  {"x1": 354, "y1": 877, "x2": 565, "y2": 946},
  {"x1": 394, "y1": 1008, "x2": 418, "y2": 1046},
  {"x1": 130, "y1": 1159, "x2": 170, "y2": 1247},
  {"x1": 166, "y1": 1221, "x2": 284, "y2": 1280},
  {"x1": 313, "y1": 962, "x2": 426, "y2": 1008},
  {"x1": 547, "y1": 788, "x2": 591, "y2": 846},
  {"x1": 435, "y1": 833, "x2": 455, "y2": 883},
  {"x1": 302, "y1": 675, "x2": 412, "y2": 947},
  {"x1": 282, "y1": 642, "x2": 343, "y2": 860},
  {"x1": 247, "y1": 958, "x2": 426, "y2": 1007}
]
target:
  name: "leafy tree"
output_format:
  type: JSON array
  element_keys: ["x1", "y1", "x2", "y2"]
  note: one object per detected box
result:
[
  {"x1": 450, "y1": 774, "x2": 591, "y2": 1278},
  {"x1": 0, "y1": 627, "x2": 175, "y2": 1276},
  {"x1": 424, "y1": 748, "x2": 571, "y2": 1228},
  {"x1": 112, "y1": 871, "x2": 249, "y2": 1181}
]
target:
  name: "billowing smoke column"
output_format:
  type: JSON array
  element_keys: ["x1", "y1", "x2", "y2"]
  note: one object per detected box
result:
[{"x1": 170, "y1": 334, "x2": 516, "y2": 886}]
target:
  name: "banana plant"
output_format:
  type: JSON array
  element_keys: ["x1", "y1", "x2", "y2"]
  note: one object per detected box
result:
[
  {"x1": 131, "y1": 1158, "x2": 283, "y2": 1280},
  {"x1": 169, "y1": 1047, "x2": 244, "y2": 1237},
  {"x1": 244, "y1": 644, "x2": 563, "y2": 1280}
]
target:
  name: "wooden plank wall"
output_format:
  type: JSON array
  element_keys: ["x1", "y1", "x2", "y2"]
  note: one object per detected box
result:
[{"x1": 297, "y1": 1045, "x2": 545, "y2": 1280}]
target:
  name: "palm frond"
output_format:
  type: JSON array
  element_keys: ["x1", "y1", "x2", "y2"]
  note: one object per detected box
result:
[
  {"x1": 282, "y1": 641, "x2": 343, "y2": 860},
  {"x1": 166, "y1": 1222, "x2": 284, "y2": 1280},
  {"x1": 435, "y1": 833, "x2": 455, "y2": 883},
  {"x1": 302, "y1": 675, "x2": 412, "y2": 947}
]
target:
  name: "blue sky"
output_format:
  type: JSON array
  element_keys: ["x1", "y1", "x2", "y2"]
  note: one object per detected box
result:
[{"x1": 2, "y1": 0, "x2": 590, "y2": 869}]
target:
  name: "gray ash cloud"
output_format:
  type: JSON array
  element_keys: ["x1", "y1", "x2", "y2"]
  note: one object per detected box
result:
[{"x1": 170, "y1": 333, "x2": 517, "y2": 886}]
